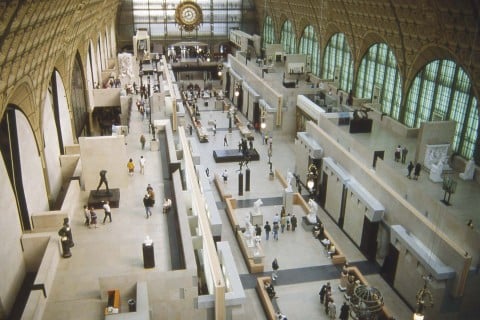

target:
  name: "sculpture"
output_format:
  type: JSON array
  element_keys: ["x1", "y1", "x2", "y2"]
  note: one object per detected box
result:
[
  {"x1": 459, "y1": 159, "x2": 475, "y2": 180},
  {"x1": 285, "y1": 171, "x2": 294, "y2": 192},
  {"x1": 253, "y1": 198, "x2": 263, "y2": 214},
  {"x1": 58, "y1": 217, "x2": 74, "y2": 258},
  {"x1": 96, "y1": 170, "x2": 110, "y2": 194},
  {"x1": 429, "y1": 158, "x2": 444, "y2": 183},
  {"x1": 307, "y1": 199, "x2": 318, "y2": 223}
]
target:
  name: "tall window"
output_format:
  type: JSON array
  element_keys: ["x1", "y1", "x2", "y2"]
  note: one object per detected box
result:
[
  {"x1": 299, "y1": 25, "x2": 320, "y2": 76},
  {"x1": 132, "y1": 0, "x2": 249, "y2": 39},
  {"x1": 280, "y1": 20, "x2": 296, "y2": 54},
  {"x1": 263, "y1": 16, "x2": 275, "y2": 48},
  {"x1": 404, "y1": 60, "x2": 478, "y2": 159},
  {"x1": 356, "y1": 43, "x2": 402, "y2": 119},
  {"x1": 323, "y1": 33, "x2": 353, "y2": 92}
]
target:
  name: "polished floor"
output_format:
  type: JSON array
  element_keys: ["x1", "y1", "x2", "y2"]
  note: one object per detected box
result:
[{"x1": 41, "y1": 66, "x2": 480, "y2": 319}]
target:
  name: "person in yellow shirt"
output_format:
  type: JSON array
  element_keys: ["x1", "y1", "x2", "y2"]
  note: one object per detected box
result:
[{"x1": 127, "y1": 158, "x2": 135, "y2": 176}]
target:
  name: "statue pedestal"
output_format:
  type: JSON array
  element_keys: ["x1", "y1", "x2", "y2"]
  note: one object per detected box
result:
[
  {"x1": 283, "y1": 189, "x2": 293, "y2": 214},
  {"x1": 88, "y1": 188, "x2": 120, "y2": 208},
  {"x1": 250, "y1": 211, "x2": 263, "y2": 227},
  {"x1": 150, "y1": 139, "x2": 160, "y2": 151}
]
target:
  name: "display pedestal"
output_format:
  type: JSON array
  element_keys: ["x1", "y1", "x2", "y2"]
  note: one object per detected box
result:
[
  {"x1": 150, "y1": 139, "x2": 160, "y2": 151},
  {"x1": 250, "y1": 210, "x2": 263, "y2": 227},
  {"x1": 283, "y1": 189, "x2": 293, "y2": 214},
  {"x1": 142, "y1": 243, "x2": 155, "y2": 268},
  {"x1": 88, "y1": 188, "x2": 120, "y2": 209}
]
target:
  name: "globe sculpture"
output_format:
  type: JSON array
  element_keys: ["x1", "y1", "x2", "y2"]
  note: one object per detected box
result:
[{"x1": 350, "y1": 285, "x2": 384, "y2": 320}]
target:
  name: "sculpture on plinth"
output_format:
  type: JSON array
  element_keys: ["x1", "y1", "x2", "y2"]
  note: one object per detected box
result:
[
  {"x1": 429, "y1": 158, "x2": 444, "y2": 183},
  {"x1": 253, "y1": 198, "x2": 263, "y2": 214},
  {"x1": 285, "y1": 171, "x2": 294, "y2": 192},
  {"x1": 96, "y1": 170, "x2": 111, "y2": 195},
  {"x1": 58, "y1": 217, "x2": 74, "y2": 258},
  {"x1": 243, "y1": 214, "x2": 256, "y2": 247},
  {"x1": 307, "y1": 198, "x2": 318, "y2": 224},
  {"x1": 459, "y1": 159, "x2": 475, "y2": 180}
]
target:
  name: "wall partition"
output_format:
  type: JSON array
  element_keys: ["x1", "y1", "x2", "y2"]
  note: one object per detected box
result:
[
  {"x1": 403, "y1": 60, "x2": 478, "y2": 160},
  {"x1": 322, "y1": 33, "x2": 353, "y2": 92}
]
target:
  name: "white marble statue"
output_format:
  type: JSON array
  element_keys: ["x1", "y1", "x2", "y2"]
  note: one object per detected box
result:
[
  {"x1": 253, "y1": 198, "x2": 263, "y2": 214},
  {"x1": 285, "y1": 171, "x2": 294, "y2": 192},
  {"x1": 429, "y1": 159, "x2": 444, "y2": 183},
  {"x1": 459, "y1": 159, "x2": 475, "y2": 180},
  {"x1": 243, "y1": 217, "x2": 256, "y2": 247},
  {"x1": 307, "y1": 199, "x2": 318, "y2": 224},
  {"x1": 118, "y1": 52, "x2": 134, "y2": 84}
]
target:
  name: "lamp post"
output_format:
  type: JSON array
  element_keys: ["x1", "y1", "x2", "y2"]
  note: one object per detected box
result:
[{"x1": 306, "y1": 164, "x2": 318, "y2": 199}]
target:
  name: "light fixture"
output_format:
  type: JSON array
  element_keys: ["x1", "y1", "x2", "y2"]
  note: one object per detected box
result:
[
  {"x1": 413, "y1": 275, "x2": 434, "y2": 320},
  {"x1": 306, "y1": 164, "x2": 318, "y2": 192},
  {"x1": 260, "y1": 122, "x2": 266, "y2": 129},
  {"x1": 234, "y1": 89, "x2": 240, "y2": 97},
  {"x1": 218, "y1": 70, "x2": 222, "y2": 76}
]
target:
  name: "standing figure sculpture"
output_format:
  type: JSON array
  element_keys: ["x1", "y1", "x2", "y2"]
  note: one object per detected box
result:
[
  {"x1": 96, "y1": 170, "x2": 110, "y2": 194},
  {"x1": 58, "y1": 217, "x2": 74, "y2": 258}
]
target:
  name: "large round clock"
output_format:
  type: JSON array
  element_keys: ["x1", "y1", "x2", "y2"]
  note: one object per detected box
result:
[{"x1": 175, "y1": 1, "x2": 202, "y2": 32}]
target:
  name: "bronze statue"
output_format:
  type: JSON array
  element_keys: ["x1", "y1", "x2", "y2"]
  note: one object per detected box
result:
[{"x1": 96, "y1": 170, "x2": 110, "y2": 193}]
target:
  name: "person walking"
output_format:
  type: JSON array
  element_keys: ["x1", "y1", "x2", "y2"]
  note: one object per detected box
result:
[
  {"x1": 291, "y1": 214, "x2": 297, "y2": 231},
  {"x1": 407, "y1": 161, "x2": 414, "y2": 178},
  {"x1": 273, "y1": 221, "x2": 279, "y2": 240},
  {"x1": 102, "y1": 200, "x2": 112, "y2": 224},
  {"x1": 272, "y1": 258, "x2": 279, "y2": 280},
  {"x1": 339, "y1": 301, "x2": 350, "y2": 320},
  {"x1": 401, "y1": 146, "x2": 408, "y2": 164},
  {"x1": 264, "y1": 221, "x2": 271, "y2": 240},
  {"x1": 83, "y1": 205, "x2": 90, "y2": 227},
  {"x1": 394, "y1": 145, "x2": 401, "y2": 162},
  {"x1": 127, "y1": 158, "x2": 135, "y2": 176},
  {"x1": 140, "y1": 134, "x2": 146, "y2": 150},
  {"x1": 139, "y1": 156, "x2": 146, "y2": 174},
  {"x1": 89, "y1": 207, "x2": 97, "y2": 228},
  {"x1": 224, "y1": 134, "x2": 228, "y2": 146}
]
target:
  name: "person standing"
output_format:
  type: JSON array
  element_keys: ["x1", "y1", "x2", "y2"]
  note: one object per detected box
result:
[
  {"x1": 102, "y1": 200, "x2": 112, "y2": 224},
  {"x1": 414, "y1": 162, "x2": 422, "y2": 180},
  {"x1": 394, "y1": 145, "x2": 401, "y2": 162},
  {"x1": 127, "y1": 158, "x2": 135, "y2": 176},
  {"x1": 272, "y1": 258, "x2": 279, "y2": 280},
  {"x1": 83, "y1": 205, "x2": 90, "y2": 227},
  {"x1": 280, "y1": 214, "x2": 286, "y2": 233},
  {"x1": 222, "y1": 169, "x2": 228, "y2": 184},
  {"x1": 339, "y1": 301, "x2": 350, "y2": 320},
  {"x1": 143, "y1": 194, "x2": 153, "y2": 218},
  {"x1": 255, "y1": 224, "x2": 262, "y2": 237},
  {"x1": 224, "y1": 134, "x2": 228, "y2": 146},
  {"x1": 139, "y1": 156, "x2": 146, "y2": 174},
  {"x1": 291, "y1": 214, "x2": 297, "y2": 231},
  {"x1": 401, "y1": 146, "x2": 408, "y2": 164},
  {"x1": 319, "y1": 282, "x2": 331, "y2": 304},
  {"x1": 328, "y1": 299, "x2": 337, "y2": 320},
  {"x1": 189, "y1": 124, "x2": 193, "y2": 136},
  {"x1": 89, "y1": 207, "x2": 97, "y2": 228},
  {"x1": 407, "y1": 161, "x2": 414, "y2": 178},
  {"x1": 140, "y1": 134, "x2": 146, "y2": 150},
  {"x1": 264, "y1": 221, "x2": 271, "y2": 240},
  {"x1": 147, "y1": 184, "x2": 155, "y2": 207}
]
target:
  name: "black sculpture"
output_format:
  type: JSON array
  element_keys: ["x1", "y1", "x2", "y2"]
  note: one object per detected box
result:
[
  {"x1": 96, "y1": 170, "x2": 110, "y2": 194},
  {"x1": 58, "y1": 217, "x2": 74, "y2": 258}
]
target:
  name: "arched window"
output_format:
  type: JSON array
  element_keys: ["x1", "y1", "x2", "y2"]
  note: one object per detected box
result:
[
  {"x1": 263, "y1": 16, "x2": 275, "y2": 48},
  {"x1": 299, "y1": 25, "x2": 320, "y2": 76},
  {"x1": 323, "y1": 33, "x2": 353, "y2": 92},
  {"x1": 356, "y1": 43, "x2": 402, "y2": 119},
  {"x1": 280, "y1": 20, "x2": 296, "y2": 54},
  {"x1": 404, "y1": 60, "x2": 478, "y2": 159}
]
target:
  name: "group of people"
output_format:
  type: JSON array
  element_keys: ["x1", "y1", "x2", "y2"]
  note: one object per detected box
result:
[
  {"x1": 263, "y1": 207, "x2": 298, "y2": 241},
  {"x1": 82, "y1": 201, "x2": 113, "y2": 228},
  {"x1": 319, "y1": 282, "x2": 350, "y2": 320},
  {"x1": 407, "y1": 161, "x2": 422, "y2": 180},
  {"x1": 126, "y1": 155, "x2": 146, "y2": 176},
  {"x1": 394, "y1": 145, "x2": 408, "y2": 164}
]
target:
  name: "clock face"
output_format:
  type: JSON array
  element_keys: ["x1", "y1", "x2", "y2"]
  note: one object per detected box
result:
[{"x1": 176, "y1": 1, "x2": 202, "y2": 32}]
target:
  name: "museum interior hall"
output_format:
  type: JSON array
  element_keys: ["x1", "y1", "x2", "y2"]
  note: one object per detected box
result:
[{"x1": 0, "y1": 1, "x2": 479, "y2": 320}]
